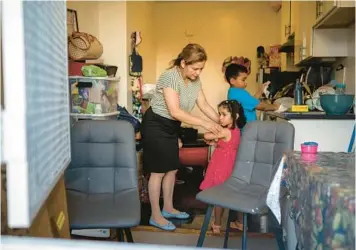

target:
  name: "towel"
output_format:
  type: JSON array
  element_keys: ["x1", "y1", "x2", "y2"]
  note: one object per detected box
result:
[{"x1": 266, "y1": 155, "x2": 286, "y2": 224}]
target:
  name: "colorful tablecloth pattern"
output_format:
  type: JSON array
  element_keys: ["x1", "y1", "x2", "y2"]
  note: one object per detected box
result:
[{"x1": 285, "y1": 152, "x2": 355, "y2": 250}]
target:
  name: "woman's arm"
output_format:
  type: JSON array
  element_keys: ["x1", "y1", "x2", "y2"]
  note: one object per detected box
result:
[
  {"x1": 164, "y1": 88, "x2": 222, "y2": 135},
  {"x1": 196, "y1": 90, "x2": 219, "y2": 123},
  {"x1": 164, "y1": 88, "x2": 205, "y2": 126}
]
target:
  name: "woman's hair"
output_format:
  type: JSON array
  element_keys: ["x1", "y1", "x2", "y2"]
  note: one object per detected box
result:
[
  {"x1": 168, "y1": 43, "x2": 207, "y2": 69},
  {"x1": 218, "y1": 100, "x2": 247, "y2": 129}
]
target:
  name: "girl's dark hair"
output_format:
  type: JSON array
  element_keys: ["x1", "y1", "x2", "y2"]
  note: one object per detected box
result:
[
  {"x1": 218, "y1": 100, "x2": 247, "y2": 129},
  {"x1": 168, "y1": 43, "x2": 207, "y2": 69}
]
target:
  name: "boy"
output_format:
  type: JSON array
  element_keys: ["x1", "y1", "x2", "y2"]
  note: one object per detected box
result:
[
  {"x1": 225, "y1": 63, "x2": 280, "y2": 122},
  {"x1": 222, "y1": 63, "x2": 282, "y2": 230}
]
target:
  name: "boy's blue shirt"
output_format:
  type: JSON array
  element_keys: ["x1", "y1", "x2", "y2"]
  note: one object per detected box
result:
[{"x1": 227, "y1": 87, "x2": 260, "y2": 123}]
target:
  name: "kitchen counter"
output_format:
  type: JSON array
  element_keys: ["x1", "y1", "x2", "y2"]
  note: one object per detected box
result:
[
  {"x1": 285, "y1": 152, "x2": 355, "y2": 249},
  {"x1": 262, "y1": 112, "x2": 355, "y2": 152},
  {"x1": 265, "y1": 111, "x2": 355, "y2": 120}
]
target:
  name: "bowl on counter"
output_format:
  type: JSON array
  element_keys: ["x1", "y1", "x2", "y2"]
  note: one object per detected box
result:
[{"x1": 320, "y1": 94, "x2": 354, "y2": 115}]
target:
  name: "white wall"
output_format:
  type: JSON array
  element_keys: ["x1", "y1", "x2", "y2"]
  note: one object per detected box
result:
[{"x1": 97, "y1": 1, "x2": 129, "y2": 110}]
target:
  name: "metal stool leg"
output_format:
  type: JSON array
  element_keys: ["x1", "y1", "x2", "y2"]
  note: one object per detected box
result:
[
  {"x1": 196, "y1": 205, "x2": 213, "y2": 247},
  {"x1": 124, "y1": 228, "x2": 134, "y2": 243},
  {"x1": 117, "y1": 229, "x2": 124, "y2": 242},
  {"x1": 223, "y1": 209, "x2": 234, "y2": 248},
  {"x1": 241, "y1": 213, "x2": 248, "y2": 250}
]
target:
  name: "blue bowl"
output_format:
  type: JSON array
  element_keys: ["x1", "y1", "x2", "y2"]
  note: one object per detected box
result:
[{"x1": 320, "y1": 94, "x2": 354, "y2": 115}]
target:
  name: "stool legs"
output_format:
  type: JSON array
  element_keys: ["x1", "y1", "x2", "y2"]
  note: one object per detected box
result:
[
  {"x1": 223, "y1": 209, "x2": 234, "y2": 248},
  {"x1": 196, "y1": 205, "x2": 213, "y2": 247},
  {"x1": 242, "y1": 213, "x2": 248, "y2": 250}
]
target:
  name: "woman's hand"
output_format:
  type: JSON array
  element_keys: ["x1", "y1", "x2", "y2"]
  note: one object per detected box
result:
[
  {"x1": 202, "y1": 120, "x2": 223, "y2": 135},
  {"x1": 178, "y1": 138, "x2": 183, "y2": 148}
]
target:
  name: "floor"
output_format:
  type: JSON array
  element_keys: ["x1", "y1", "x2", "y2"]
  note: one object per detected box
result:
[
  {"x1": 72, "y1": 230, "x2": 278, "y2": 250},
  {"x1": 71, "y1": 165, "x2": 279, "y2": 249},
  {"x1": 139, "y1": 166, "x2": 268, "y2": 232},
  {"x1": 132, "y1": 231, "x2": 278, "y2": 249}
]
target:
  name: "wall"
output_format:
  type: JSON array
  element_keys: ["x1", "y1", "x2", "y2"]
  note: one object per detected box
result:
[
  {"x1": 97, "y1": 1, "x2": 129, "y2": 109},
  {"x1": 66, "y1": 1, "x2": 129, "y2": 109},
  {"x1": 66, "y1": 1, "x2": 99, "y2": 37},
  {"x1": 153, "y1": 1, "x2": 281, "y2": 125},
  {"x1": 334, "y1": 24, "x2": 355, "y2": 94},
  {"x1": 66, "y1": 1, "x2": 156, "y2": 111},
  {"x1": 127, "y1": 1, "x2": 156, "y2": 111},
  {"x1": 127, "y1": 1, "x2": 156, "y2": 84}
]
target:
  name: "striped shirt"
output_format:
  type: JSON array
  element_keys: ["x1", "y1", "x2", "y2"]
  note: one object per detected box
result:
[{"x1": 151, "y1": 67, "x2": 202, "y2": 120}]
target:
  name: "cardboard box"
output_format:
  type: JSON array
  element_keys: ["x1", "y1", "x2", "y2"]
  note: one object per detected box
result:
[{"x1": 1, "y1": 165, "x2": 70, "y2": 238}]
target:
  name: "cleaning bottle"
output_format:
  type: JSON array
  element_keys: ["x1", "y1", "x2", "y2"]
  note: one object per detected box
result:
[{"x1": 294, "y1": 79, "x2": 303, "y2": 105}]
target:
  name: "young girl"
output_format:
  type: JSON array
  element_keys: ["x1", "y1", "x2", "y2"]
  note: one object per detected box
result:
[{"x1": 200, "y1": 100, "x2": 246, "y2": 234}]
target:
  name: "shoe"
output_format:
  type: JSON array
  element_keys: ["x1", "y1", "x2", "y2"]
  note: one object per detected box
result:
[
  {"x1": 149, "y1": 218, "x2": 176, "y2": 231},
  {"x1": 161, "y1": 210, "x2": 190, "y2": 219}
]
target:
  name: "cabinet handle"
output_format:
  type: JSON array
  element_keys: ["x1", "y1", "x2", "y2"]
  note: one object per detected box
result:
[
  {"x1": 299, "y1": 47, "x2": 303, "y2": 60},
  {"x1": 285, "y1": 25, "x2": 291, "y2": 37},
  {"x1": 317, "y1": 1, "x2": 324, "y2": 18}
]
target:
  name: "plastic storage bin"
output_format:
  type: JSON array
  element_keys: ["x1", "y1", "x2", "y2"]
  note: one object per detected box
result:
[{"x1": 70, "y1": 76, "x2": 119, "y2": 115}]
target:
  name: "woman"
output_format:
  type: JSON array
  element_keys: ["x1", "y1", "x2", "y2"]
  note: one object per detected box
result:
[{"x1": 141, "y1": 43, "x2": 222, "y2": 231}]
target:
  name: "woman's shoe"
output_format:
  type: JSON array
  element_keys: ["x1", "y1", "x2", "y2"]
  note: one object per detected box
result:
[
  {"x1": 211, "y1": 221, "x2": 221, "y2": 234},
  {"x1": 161, "y1": 210, "x2": 190, "y2": 219},
  {"x1": 149, "y1": 218, "x2": 176, "y2": 231}
]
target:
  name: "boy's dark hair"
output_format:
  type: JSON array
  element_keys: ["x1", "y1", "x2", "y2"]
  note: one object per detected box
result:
[
  {"x1": 218, "y1": 100, "x2": 247, "y2": 129},
  {"x1": 224, "y1": 63, "x2": 248, "y2": 85}
]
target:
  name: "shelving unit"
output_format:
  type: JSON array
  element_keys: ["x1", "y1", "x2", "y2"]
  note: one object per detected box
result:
[{"x1": 69, "y1": 76, "x2": 121, "y2": 81}]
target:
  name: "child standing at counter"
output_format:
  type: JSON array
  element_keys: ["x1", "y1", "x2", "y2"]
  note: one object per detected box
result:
[{"x1": 225, "y1": 63, "x2": 281, "y2": 122}]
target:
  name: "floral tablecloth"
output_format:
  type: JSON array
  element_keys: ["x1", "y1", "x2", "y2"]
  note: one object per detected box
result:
[{"x1": 285, "y1": 152, "x2": 355, "y2": 250}]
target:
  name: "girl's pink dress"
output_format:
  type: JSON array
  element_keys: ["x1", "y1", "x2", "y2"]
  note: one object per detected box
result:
[{"x1": 200, "y1": 128, "x2": 241, "y2": 190}]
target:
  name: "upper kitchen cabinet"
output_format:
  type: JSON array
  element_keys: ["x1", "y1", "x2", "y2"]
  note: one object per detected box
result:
[
  {"x1": 295, "y1": 27, "x2": 350, "y2": 66},
  {"x1": 294, "y1": 1, "x2": 317, "y2": 65},
  {"x1": 315, "y1": 0, "x2": 355, "y2": 29},
  {"x1": 280, "y1": 0, "x2": 300, "y2": 41},
  {"x1": 280, "y1": 0, "x2": 291, "y2": 42},
  {"x1": 280, "y1": 0, "x2": 299, "y2": 70}
]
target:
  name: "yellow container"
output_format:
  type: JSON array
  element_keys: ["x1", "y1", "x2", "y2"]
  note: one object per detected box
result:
[{"x1": 291, "y1": 105, "x2": 309, "y2": 112}]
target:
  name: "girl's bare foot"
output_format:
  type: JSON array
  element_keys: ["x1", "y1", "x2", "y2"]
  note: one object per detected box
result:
[
  {"x1": 211, "y1": 221, "x2": 221, "y2": 234},
  {"x1": 230, "y1": 221, "x2": 244, "y2": 231}
]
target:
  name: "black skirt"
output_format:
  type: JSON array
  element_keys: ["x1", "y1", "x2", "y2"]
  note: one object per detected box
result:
[{"x1": 141, "y1": 107, "x2": 181, "y2": 173}]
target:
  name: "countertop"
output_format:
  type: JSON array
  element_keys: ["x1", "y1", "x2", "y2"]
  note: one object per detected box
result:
[
  {"x1": 265, "y1": 111, "x2": 355, "y2": 120},
  {"x1": 285, "y1": 152, "x2": 355, "y2": 249}
]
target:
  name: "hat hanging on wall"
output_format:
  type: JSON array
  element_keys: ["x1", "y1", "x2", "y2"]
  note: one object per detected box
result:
[
  {"x1": 222, "y1": 56, "x2": 251, "y2": 75},
  {"x1": 132, "y1": 31, "x2": 142, "y2": 47}
]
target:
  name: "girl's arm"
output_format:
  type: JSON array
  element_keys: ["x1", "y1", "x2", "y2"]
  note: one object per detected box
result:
[
  {"x1": 196, "y1": 89, "x2": 219, "y2": 123},
  {"x1": 204, "y1": 128, "x2": 231, "y2": 141}
]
